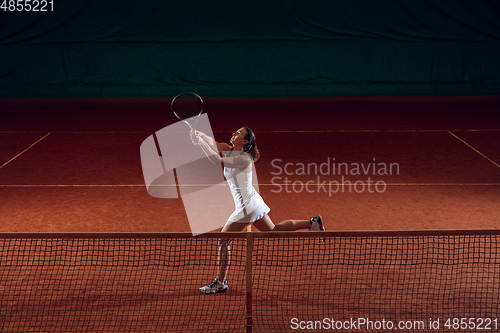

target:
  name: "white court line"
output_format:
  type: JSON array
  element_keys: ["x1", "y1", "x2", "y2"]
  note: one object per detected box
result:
[
  {"x1": 448, "y1": 131, "x2": 500, "y2": 169},
  {"x1": 0, "y1": 133, "x2": 51, "y2": 171},
  {"x1": 0, "y1": 129, "x2": 499, "y2": 134},
  {"x1": 0, "y1": 131, "x2": 147, "y2": 134},
  {"x1": 0, "y1": 183, "x2": 498, "y2": 188},
  {"x1": 266, "y1": 129, "x2": 500, "y2": 133}
]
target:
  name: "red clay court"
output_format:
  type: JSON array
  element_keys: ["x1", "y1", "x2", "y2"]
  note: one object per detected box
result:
[
  {"x1": 2, "y1": 1, "x2": 500, "y2": 331},
  {"x1": 1, "y1": 96, "x2": 499, "y2": 233},
  {"x1": 0, "y1": 96, "x2": 499, "y2": 332}
]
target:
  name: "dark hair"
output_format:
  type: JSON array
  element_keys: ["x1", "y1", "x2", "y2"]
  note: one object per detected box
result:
[{"x1": 243, "y1": 126, "x2": 260, "y2": 162}]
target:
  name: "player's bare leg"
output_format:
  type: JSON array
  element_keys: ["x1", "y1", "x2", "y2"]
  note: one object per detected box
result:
[
  {"x1": 253, "y1": 214, "x2": 324, "y2": 232},
  {"x1": 273, "y1": 219, "x2": 311, "y2": 231},
  {"x1": 199, "y1": 221, "x2": 249, "y2": 294},
  {"x1": 217, "y1": 239, "x2": 231, "y2": 282}
]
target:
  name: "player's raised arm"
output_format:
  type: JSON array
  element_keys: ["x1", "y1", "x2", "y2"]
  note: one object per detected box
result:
[
  {"x1": 192, "y1": 130, "x2": 230, "y2": 153},
  {"x1": 195, "y1": 139, "x2": 250, "y2": 170}
]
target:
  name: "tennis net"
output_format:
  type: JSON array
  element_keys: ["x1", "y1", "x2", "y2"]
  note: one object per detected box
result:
[{"x1": 0, "y1": 230, "x2": 499, "y2": 332}]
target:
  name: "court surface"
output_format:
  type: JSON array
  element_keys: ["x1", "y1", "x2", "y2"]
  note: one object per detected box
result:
[
  {"x1": 1, "y1": 96, "x2": 499, "y2": 233},
  {"x1": 1, "y1": 96, "x2": 500, "y2": 332}
]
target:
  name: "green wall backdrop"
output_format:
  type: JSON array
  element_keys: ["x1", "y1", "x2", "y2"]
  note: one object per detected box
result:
[{"x1": 1, "y1": 0, "x2": 499, "y2": 97}]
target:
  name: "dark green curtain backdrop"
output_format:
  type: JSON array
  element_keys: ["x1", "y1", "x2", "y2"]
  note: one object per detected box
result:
[{"x1": 1, "y1": 0, "x2": 499, "y2": 97}]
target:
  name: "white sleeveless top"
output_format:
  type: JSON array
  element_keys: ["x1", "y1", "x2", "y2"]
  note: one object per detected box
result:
[{"x1": 223, "y1": 150, "x2": 270, "y2": 223}]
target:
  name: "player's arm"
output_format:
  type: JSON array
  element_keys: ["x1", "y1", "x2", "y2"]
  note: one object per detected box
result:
[
  {"x1": 195, "y1": 139, "x2": 221, "y2": 165},
  {"x1": 197, "y1": 140, "x2": 250, "y2": 169},
  {"x1": 192, "y1": 130, "x2": 231, "y2": 153},
  {"x1": 216, "y1": 141, "x2": 231, "y2": 152},
  {"x1": 221, "y1": 153, "x2": 251, "y2": 169}
]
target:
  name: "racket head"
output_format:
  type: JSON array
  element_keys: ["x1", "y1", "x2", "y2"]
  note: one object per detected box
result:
[{"x1": 171, "y1": 92, "x2": 204, "y2": 123}]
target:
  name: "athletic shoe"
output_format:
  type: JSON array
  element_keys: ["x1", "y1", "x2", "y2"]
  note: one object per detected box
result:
[
  {"x1": 199, "y1": 278, "x2": 229, "y2": 294},
  {"x1": 310, "y1": 215, "x2": 325, "y2": 231},
  {"x1": 310, "y1": 215, "x2": 326, "y2": 242}
]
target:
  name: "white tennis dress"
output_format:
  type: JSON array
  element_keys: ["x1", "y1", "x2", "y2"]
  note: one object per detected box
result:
[{"x1": 224, "y1": 150, "x2": 270, "y2": 223}]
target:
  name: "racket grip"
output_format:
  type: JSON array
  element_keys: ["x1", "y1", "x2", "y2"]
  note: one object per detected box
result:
[
  {"x1": 196, "y1": 131, "x2": 216, "y2": 147},
  {"x1": 190, "y1": 130, "x2": 200, "y2": 145}
]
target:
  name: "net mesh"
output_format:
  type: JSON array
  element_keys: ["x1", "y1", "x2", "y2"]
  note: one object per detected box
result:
[
  {"x1": 0, "y1": 236, "x2": 246, "y2": 333},
  {"x1": 1, "y1": 232, "x2": 499, "y2": 332},
  {"x1": 253, "y1": 235, "x2": 500, "y2": 332}
]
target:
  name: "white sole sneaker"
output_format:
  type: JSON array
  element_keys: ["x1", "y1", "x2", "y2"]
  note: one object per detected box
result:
[
  {"x1": 199, "y1": 278, "x2": 229, "y2": 294},
  {"x1": 310, "y1": 215, "x2": 326, "y2": 242},
  {"x1": 310, "y1": 215, "x2": 325, "y2": 231}
]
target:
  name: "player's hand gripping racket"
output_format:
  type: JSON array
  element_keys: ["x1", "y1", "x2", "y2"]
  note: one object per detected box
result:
[{"x1": 171, "y1": 92, "x2": 204, "y2": 134}]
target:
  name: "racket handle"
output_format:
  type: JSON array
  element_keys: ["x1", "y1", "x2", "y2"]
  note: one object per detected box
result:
[
  {"x1": 190, "y1": 129, "x2": 200, "y2": 145},
  {"x1": 196, "y1": 131, "x2": 217, "y2": 148},
  {"x1": 183, "y1": 120, "x2": 194, "y2": 132}
]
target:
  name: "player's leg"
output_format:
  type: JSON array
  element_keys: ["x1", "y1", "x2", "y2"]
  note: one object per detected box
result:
[
  {"x1": 218, "y1": 221, "x2": 249, "y2": 281},
  {"x1": 253, "y1": 214, "x2": 325, "y2": 231},
  {"x1": 252, "y1": 214, "x2": 275, "y2": 231},
  {"x1": 273, "y1": 219, "x2": 311, "y2": 231},
  {"x1": 199, "y1": 221, "x2": 249, "y2": 294}
]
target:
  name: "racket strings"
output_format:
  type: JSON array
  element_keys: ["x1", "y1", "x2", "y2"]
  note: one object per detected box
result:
[{"x1": 171, "y1": 92, "x2": 204, "y2": 121}]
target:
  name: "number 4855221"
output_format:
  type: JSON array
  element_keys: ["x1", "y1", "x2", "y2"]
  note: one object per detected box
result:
[
  {"x1": 1, "y1": 0, "x2": 54, "y2": 11},
  {"x1": 444, "y1": 318, "x2": 498, "y2": 330}
]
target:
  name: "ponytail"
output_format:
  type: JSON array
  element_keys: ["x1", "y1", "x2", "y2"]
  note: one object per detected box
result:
[{"x1": 243, "y1": 126, "x2": 260, "y2": 162}]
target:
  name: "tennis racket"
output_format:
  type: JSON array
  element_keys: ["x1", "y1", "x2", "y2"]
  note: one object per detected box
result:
[
  {"x1": 171, "y1": 92, "x2": 204, "y2": 132},
  {"x1": 172, "y1": 92, "x2": 215, "y2": 164}
]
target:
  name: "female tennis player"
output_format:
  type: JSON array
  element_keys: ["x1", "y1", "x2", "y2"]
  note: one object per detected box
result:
[{"x1": 191, "y1": 126, "x2": 325, "y2": 294}]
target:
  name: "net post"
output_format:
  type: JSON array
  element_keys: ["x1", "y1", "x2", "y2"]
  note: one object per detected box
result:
[{"x1": 246, "y1": 230, "x2": 253, "y2": 333}]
